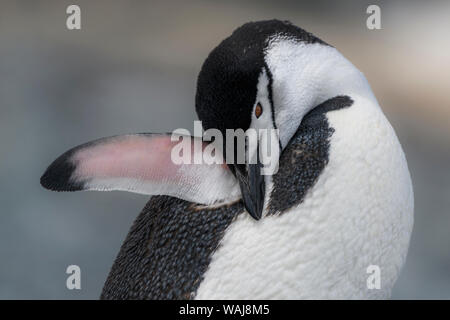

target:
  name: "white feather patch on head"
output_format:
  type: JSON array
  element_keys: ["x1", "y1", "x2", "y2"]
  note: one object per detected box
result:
[{"x1": 264, "y1": 39, "x2": 376, "y2": 148}]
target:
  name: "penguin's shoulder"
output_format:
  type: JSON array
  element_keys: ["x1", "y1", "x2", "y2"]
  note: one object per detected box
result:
[{"x1": 101, "y1": 196, "x2": 244, "y2": 300}]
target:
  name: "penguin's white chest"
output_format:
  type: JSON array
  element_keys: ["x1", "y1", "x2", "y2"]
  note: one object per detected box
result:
[{"x1": 195, "y1": 95, "x2": 413, "y2": 299}]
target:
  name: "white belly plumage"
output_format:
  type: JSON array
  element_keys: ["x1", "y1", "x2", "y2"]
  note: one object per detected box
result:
[{"x1": 195, "y1": 95, "x2": 414, "y2": 299}]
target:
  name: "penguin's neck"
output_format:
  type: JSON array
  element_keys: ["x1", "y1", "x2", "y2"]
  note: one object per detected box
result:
[{"x1": 265, "y1": 40, "x2": 377, "y2": 148}]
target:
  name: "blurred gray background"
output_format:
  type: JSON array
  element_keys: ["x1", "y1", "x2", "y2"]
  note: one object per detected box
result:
[{"x1": 1, "y1": 0, "x2": 449, "y2": 299}]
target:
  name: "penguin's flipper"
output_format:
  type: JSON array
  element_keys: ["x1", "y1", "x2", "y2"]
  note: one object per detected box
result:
[{"x1": 40, "y1": 133, "x2": 240, "y2": 205}]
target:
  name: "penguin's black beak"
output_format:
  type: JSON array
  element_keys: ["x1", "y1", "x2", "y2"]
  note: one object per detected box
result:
[{"x1": 231, "y1": 153, "x2": 266, "y2": 221}]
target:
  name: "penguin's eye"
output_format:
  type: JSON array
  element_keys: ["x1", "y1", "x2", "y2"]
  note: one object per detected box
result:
[{"x1": 255, "y1": 103, "x2": 263, "y2": 118}]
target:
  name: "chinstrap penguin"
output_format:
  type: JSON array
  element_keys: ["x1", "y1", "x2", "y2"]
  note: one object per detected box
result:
[{"x1": 41, "y1": 20, "x2": 414, "y2": 299}]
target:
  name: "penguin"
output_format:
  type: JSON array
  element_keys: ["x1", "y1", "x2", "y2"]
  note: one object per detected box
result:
[{"x1": 40, "y1": 20, "x2": 414, "y2": 299}]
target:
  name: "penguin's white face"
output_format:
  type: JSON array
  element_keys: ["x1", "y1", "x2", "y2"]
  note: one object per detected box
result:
[{"x1": 236, "y1": 36, "x2": 374, "y2": 219}]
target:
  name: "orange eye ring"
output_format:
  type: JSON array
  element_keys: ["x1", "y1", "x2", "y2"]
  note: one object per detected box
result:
[{"x1": 255, "y1": 103, "x2": 263, "y2": 118}]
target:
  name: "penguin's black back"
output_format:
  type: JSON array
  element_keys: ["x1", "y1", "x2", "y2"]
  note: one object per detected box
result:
[
  {"x1": 100, "y1": 95, "x2": 352, "y2": 300},
  {"x1": 100, "y1": 196, "x2": 243, "y2": 299}
]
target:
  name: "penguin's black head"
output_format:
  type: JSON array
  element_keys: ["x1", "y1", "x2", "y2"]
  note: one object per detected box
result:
[
  {"x1": 196, "y1": 22, "x2": 266, "y2": 134},
  {"x1": 196, "y1": 20, "x2": 325, "y2": 133},
  {"x1": 195, "y1": 20, "x2": 326, "y2": 220}
]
